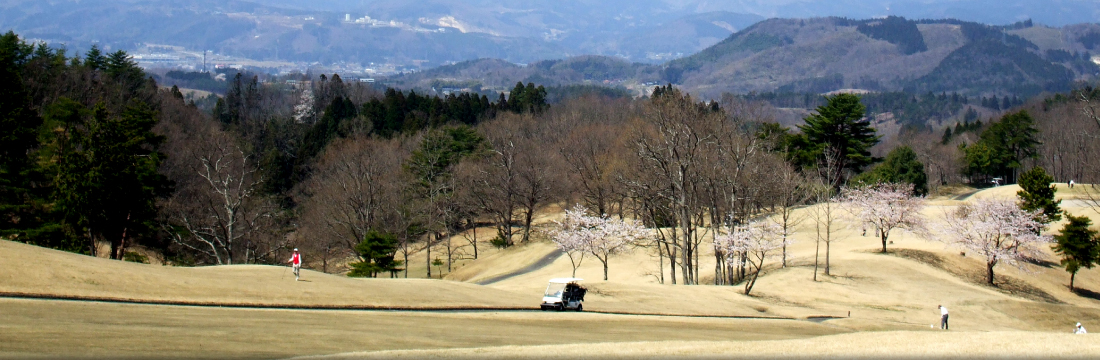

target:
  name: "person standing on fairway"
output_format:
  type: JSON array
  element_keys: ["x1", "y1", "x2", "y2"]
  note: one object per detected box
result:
[
  {"x1": 938, "y1": 305, "x2": 949, "y2": 330},
  {"x1": 288, "y1": 248, "x2": 302, "y2": 281}
]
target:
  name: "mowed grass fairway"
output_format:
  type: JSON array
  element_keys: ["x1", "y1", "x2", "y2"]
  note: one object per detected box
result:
[
  {"x1": 0, "y1": 298, "x2": 838, "y2": 359},
  {"x1": 3, "y1": 185, "x2": 1100, "y2": 358}
]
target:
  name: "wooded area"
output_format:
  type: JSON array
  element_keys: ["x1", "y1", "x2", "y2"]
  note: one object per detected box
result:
[{"x1": 2, "y1": 30, "x2": 1098, "y2": 287}]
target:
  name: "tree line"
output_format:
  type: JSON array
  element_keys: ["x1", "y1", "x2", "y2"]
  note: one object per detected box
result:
[{"x1": 4, "y1": 29, "x2": 1100, "y2": 296}]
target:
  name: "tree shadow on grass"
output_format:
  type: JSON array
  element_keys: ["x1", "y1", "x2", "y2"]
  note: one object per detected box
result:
[
  {"x1": 889, "y1": 248, "x2": 1062, "y2": 304},
  {"x1": 1072, "y1": 287, "x2": 1100, "y2": 301}
]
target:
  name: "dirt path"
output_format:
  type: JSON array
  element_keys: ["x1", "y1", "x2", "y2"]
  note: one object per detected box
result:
[{"x1": 474, "y1": 249, "x2": 563, "y2": 285}]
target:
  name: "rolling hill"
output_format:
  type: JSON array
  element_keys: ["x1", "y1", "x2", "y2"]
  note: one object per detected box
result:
[
  {"x1": 388, "y1": 17, "x2": 1099, "y2": 100},
  {"x1": 668, "y1": 17, "x2": 1099, "y2": 98}
]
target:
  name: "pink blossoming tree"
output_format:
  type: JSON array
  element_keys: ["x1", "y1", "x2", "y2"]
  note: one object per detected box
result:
[
  {"x1": 715, "y1": 220, "x2": 787, "y2": 295},
  {"x1": 550, "y1": 205, "x2": 646, "y2": 280},
  {"x1": 937, "y1": 199, "x2": 1052, "y2": 285},
  {"x1": 841, "y1": 183, "x2": 927, "y2": 253}
]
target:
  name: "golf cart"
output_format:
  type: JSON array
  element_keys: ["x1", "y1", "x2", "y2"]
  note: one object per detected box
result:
[{"x1": 540, "y1": 278, "x2": 586, "y2": 311}]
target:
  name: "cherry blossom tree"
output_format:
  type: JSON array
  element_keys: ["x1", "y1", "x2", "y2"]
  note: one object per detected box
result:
[
  {"x1": 550, "y1": 205, "x2": 646, "y2": 280},
  {"x1": 841, "y1": 183, "x2": 927, "y2": 253},
  {"x1": 715, "y1": 220, "x2": 787, "y2": 295},
  {"x1": 937, "y1": 199, "x2": 1052, "y2": 285},
  {"x1": 550, "y1": 205, "x2": 595, "y2": 277},
  {"x1": 292, "y1": 88, "x2": 315, "y2": 123}
]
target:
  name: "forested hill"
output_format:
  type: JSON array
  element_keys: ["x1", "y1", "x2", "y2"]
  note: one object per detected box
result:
[
  {"x1": 668, "y1": 17, "x2": 1099, "y2": 98},
  {"x1": 398, "y1": 17, "x2": 1100, "y2": 100},
  {"x1": 385, "y1": 56, "x2": 662, "y2": 93}
]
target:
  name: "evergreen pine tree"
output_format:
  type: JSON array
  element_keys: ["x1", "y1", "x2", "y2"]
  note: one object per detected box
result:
[
  {"x1": 1053, "y1": 214, "x2": 1100, "y2": 291},
  {"x1": 84, "y1": 44, "x2": 105, "y2": 71},
  {"x1": 1017, "y1": 166, "x2": 1062, "y2": 223},
  {"x1": 795, "y1": 93, "x2": 880, "y2": 190},
  {"x1": 347, "y1": 230, "x2": 402, "y2": 277},
  {"x1": 852, "y1": 146, "x2": 929, "y2": 196},
  {"x1": 0, "y1": 32, "x2": 50, "y2": 246}
]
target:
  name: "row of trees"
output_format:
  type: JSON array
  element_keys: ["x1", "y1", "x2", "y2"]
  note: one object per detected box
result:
[
  {"x1": 0, "y1": 32, "x2": 171, "y2": 260},
  {"x1": 4, "y1": 29, "x2": 1096, "y2": 298}
]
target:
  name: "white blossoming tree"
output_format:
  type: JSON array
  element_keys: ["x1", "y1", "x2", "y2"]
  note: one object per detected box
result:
[
  {"x1": 550, "y1": 205, "x2": 596, "y2": 277},
  {"x1": 938, "y1": 199, "x2": 1052, "y2": 285},
  {"x1": 715, "y1": 220, "x2": 787, "y2": 295},
  {"x1": 292, "y1": 88, "x2": 315, "y2": 123},
  {"x1": 550, "y1": 205, "x2": 646, "y2": 280},
  {"x1": 841, "y1": 182, "x2": 927, "y2": 253}
]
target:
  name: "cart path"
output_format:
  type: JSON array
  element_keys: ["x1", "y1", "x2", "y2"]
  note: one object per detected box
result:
[{"x1": 474, "y1": 249, "x2": 563, "y2": 285}]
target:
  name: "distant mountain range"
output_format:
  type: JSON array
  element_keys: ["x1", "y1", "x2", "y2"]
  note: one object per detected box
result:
[
  {"x1": 392, "y1": 17, "x2": 1100, "y2": 99},
  {"x1": 3, "y1": 0, "x2": 1100, "y2": 66},
  {"x1": 3, "y1": 1, "x2": 1098, "y2": 98},
  {"x1": 0, "y1": 0, "x2": 761, "y2": 64}
]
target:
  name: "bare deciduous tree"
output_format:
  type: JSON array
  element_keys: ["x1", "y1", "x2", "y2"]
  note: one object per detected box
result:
[
  {"x1": 770, "y1": 161, "x2": 808, "y2": 268},
  {"x1": 161, "y1": 126, "x2": 282, "y2": 265},
  {"x1": 296, "y1": 136, "x2": 405, "y2": 273},
  {"x1": 629, "y1": 89, "x2": 724, "y2": 285},
  {"x1": 807, "y1": 181, "x2": 840, "y2": 279}
]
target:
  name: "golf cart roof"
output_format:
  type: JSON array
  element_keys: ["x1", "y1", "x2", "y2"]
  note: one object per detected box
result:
[{"x1": 548, "y1": 278, "x2": 583, "y2": 284}]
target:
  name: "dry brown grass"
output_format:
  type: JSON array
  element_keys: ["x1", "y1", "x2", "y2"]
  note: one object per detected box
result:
[
  {"x1": 6, "y1": 184, "x2": 1100, "y2": 358},
  {"x1": 891, "y1": 248, "x2": 1061, "y2": 303},
  {"x1": 303, "y1": 331, "x2": 1100, "y2": 359},
  {"x1": 0, "y1": 298, "x2": 840, "y2": 359},
  {"x1": 0, "y1": 240, "x2": 531, "y2": 309}
]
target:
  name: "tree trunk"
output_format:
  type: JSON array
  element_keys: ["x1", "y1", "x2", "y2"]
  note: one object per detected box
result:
[
  {"x1": 567, "y1": 252, "x2": 581, "y2": 277},
  {"x1": 782, "y1": 240, "x2": 788, "y2": 268},
  {"x1": 446, "y1": 233, "x2": 453, "y2": 272},
  {"x1": 717, "y1": 251, "x2": 726, "y2": 284},
  {"x1": 880, "y1": 229, "x2": 888, "y2": 253},
  {"x1": 744, "y1": 260, "x2": 762, "y2": 295},
  {"x1": 521, "y1": 204, "x2": 535, "y2": 243},
  {"x1": 669, "y1": 240, "x2": 677, "y2": 285},
  {"x1": 88, "y1": 230, "x2": 97, "y2": 258},
  {"x1": 471, "y1": 220, "x2": 478, "y2": 259},
  {"x1": 986, "y1": 260, "x2": 996, "y2": 285},
  {"x1": 602, "y1": 259, "x2": 609, "y2": 281},
  {"x1": 426, "y1": 233, "x2": 432, "y2": 278},
  {"x1": 1071, "y1": 271, "x2": 1077, "y2": 291},
  {"x1": 813, "y1": 235, "x2": 820, "y2": 281},
  {"x1": 403, "y1": 232, "x2": 409, "y2": 278},
  {"x1": 825, "y1": 240, "x2": 832, "y2": 276}
]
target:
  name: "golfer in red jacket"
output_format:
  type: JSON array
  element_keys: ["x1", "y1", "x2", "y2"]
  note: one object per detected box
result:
[{"x1": 287, "y1": 248, "x2": 302, "y2": 281}]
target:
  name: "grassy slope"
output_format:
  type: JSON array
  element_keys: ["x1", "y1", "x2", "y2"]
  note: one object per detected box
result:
[
  {"x1": 4, "y1": 184, "x2": 1100, "y2": 358},
  {"x1": 456, "y1": 184, "x2": 1100, "y2": 328},
  {"x1": 0, "y1": 239, "x2": 531, "y2": 308}
]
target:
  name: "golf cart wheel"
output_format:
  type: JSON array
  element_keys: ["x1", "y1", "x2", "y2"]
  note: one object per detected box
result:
[
  {"x1": 556, "y1": 304, "x2": 564, "y2": 311},
  {"x1": 576, "y1": 304, "x2": 583, "y2": 312}
]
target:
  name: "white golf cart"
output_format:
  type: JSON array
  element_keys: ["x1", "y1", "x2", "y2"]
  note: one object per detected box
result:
[{"x1": 540, "y1": 278, "x2": 586, "y2": 311}]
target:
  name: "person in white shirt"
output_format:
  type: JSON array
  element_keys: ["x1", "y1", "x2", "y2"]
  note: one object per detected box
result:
[
  {"x1": 1075, "y1": 322, "x2": 1087, "y2": 334},
  {"x1": 938, "y1": 305, "x2": 949, "y2": 330}
]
